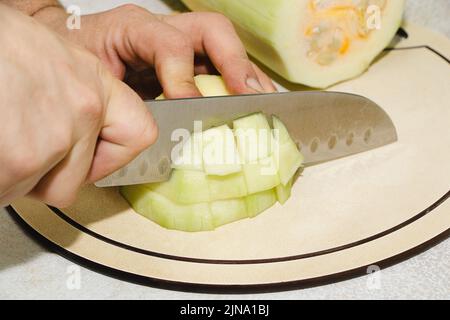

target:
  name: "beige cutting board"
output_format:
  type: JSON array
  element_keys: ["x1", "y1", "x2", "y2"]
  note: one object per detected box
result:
[{"x1": 9, "y1": 23, "x2": 450, "y2": 293}]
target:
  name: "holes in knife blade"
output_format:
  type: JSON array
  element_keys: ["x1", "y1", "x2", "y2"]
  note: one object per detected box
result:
[
  {"x1": 328, "y1": 135, "x2": 337, "y2": 150},
  {"x1": 158, "y1": 157, "x2": 171, "y2": 175},
  {"x1": 310, "y1": 138, "x2": 320, "y2": 153},
  {"x1": 346, "y1": 132, "x2": 355, "y2": 146},
  {"x1": 139, "y1": 159, "x2": 149, "y2": 176},
  {"x1": 118, "y1": 167, "x2": 128, "y2": 178},
  {"x1": 364, "y1": 128, "x2": 373, "y2": 144}
]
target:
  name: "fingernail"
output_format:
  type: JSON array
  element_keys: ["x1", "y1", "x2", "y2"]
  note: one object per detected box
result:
[{"x1": 246, "y1": 77, "x2": 264, "y2": 93}]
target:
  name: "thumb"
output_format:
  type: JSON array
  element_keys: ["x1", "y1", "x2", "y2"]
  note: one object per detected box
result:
[{"x1": 86, "y1": 78, "x2": 158, "y2": 183}]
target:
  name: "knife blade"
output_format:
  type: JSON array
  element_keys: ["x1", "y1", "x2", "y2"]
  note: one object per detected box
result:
[{"x1": 95, "y1": 91, "x2": 397, "y2": 187}]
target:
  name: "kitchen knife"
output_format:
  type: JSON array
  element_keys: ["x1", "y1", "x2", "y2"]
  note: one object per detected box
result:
[{"x1": 95, "y1": 91, "x2": 397, "y2": 187}]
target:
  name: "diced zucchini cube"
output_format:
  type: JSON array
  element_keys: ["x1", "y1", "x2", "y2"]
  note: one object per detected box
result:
[
  {"x1": 210, "y1": 198, "x2": 248, "y2": 228},
  {"x1": 246, "y1": 189, "x2": 277, "y2": 218},
  {"x1": 172, "y1": 132, "x2": 204, "y2": 172},
  {"x1": 208, "y1": 172, "x2": 248, "y2": 201},
  {"x1": 242, "y1": 155, "x2": 280, "y2": 194},
  {"x1": 234, "y1": 113, "x2": 273, "y2": 162},
  {"x1": 276, "y1": 178, "x2": 293, "y2": 204},
  {"x1": 202, "y1": 125, "x2": 242, "y2": 176}
]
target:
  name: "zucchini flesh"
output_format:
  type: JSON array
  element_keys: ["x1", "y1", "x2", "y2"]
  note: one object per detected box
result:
[
  {"x1": 144, "y1": 170, "x2": 211, "y2": 204},
  {"x1": 208, "y1": 172, "x2": 248, "y2": 201},
  {"x1": 121, "y1": 186, "x2": 213, "y2": 232},
  {"x1": 276, "y1": 178, "x2": 293, "y2": 205},
  {"x1": 246, "y1": 189, "x2": 277, "y2": 218},
  {"x1": 148, "y1": 168, "x2": 248, "y2": 205},
  {"x1": 172, "y1": 132, "x2": 204, "y2": 172},
  {"x1": 242, "y1": 155, "x2": 280, "y2": 194},
  {"x1": 210, "y1": 198, "x2": 248, "y2": 228},
  {"x1": 202, "y1": 125, "x2": 242, "y2": 176},
  {"x1": 233, "y1": 113, "x2": 273, "y2": 162},
  {"x1": 273, "y1": 116, "x2": 304, "y2": 185}
]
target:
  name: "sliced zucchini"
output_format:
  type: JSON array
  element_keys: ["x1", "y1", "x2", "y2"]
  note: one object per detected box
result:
[
  {"x1": 272, "y1": 116, "x2": 304, "y2": 185},
  {"x1": 233, "y1": 113, "x2": 273, "y2": 162},
  {"x1": 242, "y1": 155, "x2": 280, "y2": 194},
  {"x1": 208, "y1": 172, "x2": 248, "y2": 201},
  {"x1": 121, "y1": 75, "x2": 306, "y2": 232},
  {"x1": 172, "y1": 131, "x2": 204, "y2": 172},
  {"x1": 202, "y1": 125, "x2": 242, "y2": 176},
  {"x1": 210, "y1": 198, "x2": 248, "y2": 228},
  {"x1": 276, "y1": 178, "x2": 293, "y2": 205},
  {"x1": 246, "y1": 189, "x2": 277, "y2": 218}
]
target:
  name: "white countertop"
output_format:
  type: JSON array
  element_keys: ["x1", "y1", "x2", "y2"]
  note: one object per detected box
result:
[{"x1": 1, "y1": 0, "x2": 449, "y2": 299}]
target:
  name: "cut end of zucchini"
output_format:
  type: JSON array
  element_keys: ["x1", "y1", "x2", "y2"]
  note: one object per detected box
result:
[{"x1": 121, "y1": 75, "x2": 304, "y2": 232}]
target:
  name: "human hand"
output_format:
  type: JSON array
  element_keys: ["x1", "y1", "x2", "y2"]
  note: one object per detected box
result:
[
  {"x1": 0, "y1": 5, "x2": 157, "y2": 207},
  {"x1": 33, "y1": 4, "x2": 277, "y2": 98}
]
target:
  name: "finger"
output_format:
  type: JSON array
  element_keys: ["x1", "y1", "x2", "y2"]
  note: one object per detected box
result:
[
  {"x1": 155, "y1": 47, "x2": 201, "y2": 99},
  {"x1": 161, "y1": 12, "x2": 269, "y2": 94},
  {"x1": 86, "y1": 79, "x2": 158, "y2": 183},
  {"x1": 115, "y1": 12, "x2": 201, "y2": 99},
  {"x1": 29, "y1": 134, "x2": 97, "y2": 207},
  {"x1": 151, "y1": 27, "x2": 201, "y2": 99},
  {"x1": 252, "y1": 62, "x2": 277, "y2": 93},
  {"x1": 1, "y1": 176, "x2": 42, "y2": 207},
  {"x1": 0, "y1": 123, "x2": 68, "y2": 206}
]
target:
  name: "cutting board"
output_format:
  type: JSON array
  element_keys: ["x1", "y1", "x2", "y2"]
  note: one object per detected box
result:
[{"x1": 8, "y1": 23, "x2": 450, "y2": 293}]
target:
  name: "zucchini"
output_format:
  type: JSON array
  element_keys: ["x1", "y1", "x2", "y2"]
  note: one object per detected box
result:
[{"x1": 182, "y1": 0, "x2": 405, "y2": 88}]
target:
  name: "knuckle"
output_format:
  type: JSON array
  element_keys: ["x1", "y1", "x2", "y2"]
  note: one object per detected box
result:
[
  {"x1": 133, "y1": 114, "x2": 159, "y2": 153},
  {"x1": 221, "y1": 55, "x2": 251, "y2": 72},
  {"x1": 164, "y1": 82, "x2": 199, "y2": 100},
  {"x1": 206, "y1": 12, "x2": 234, "y2": 28},
  {"x1": 50, "y1": 129, "x2": 72, "y2": 160},
  {"x1": 30, "y1": 182, "x2": 81, "y2": 209},
  {"x1": 116, "y1": 3, "x2": 147, "y2": 15},
  {"x1": 76, "y1": 86, "x2": 104, "y2": 121},
  {"x1": 154, "y1": 26, "x2": 192, "y2": 53},
  {"x1": 142, "y1": 120, "x2": 159, "y2": 149},
  {"x1": 7, "y1": 149, "x2": 41, "y2": 180},
  {"x1": 166, "y1": 33, "x2": 193, "y2": 53},
  {"x1": 43, "y1": 193, "x2": 78, "y2": 209}
]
